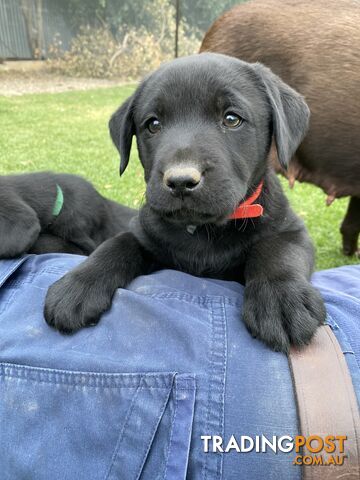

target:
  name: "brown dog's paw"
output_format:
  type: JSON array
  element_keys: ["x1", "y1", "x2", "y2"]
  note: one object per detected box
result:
[{"x1": 243, "y1": 278, "x2": 326, "y2": 353}]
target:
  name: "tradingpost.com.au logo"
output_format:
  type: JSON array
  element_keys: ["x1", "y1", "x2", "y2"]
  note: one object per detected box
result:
[{"x1": 201, "y1": 435, "x2": 347, "y2": 466}]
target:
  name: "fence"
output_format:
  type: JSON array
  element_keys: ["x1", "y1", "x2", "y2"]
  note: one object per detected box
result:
[
  {"x1": 0, "y1": 0, "x2": 72, "y2": 59},
  {"x1": 0, "y1": 0, "x2": 245, "y2": 60}
]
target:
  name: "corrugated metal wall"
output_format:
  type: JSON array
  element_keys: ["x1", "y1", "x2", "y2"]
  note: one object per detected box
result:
[
  {"x1": 0, "y1": 0, "x2": 72, "y2": 59},
  {"x1": 0, "y1": 0, "x2": 32, "y2": 58}
]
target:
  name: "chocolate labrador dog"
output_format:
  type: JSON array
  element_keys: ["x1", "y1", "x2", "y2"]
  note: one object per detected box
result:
[
  {"x1": 44, "y1": 53, "x2": 326, "y2": 352},
  {"x1": 0, "y1": 172, "x2": 135, "y2": 257},
  {"x1": 201, "y1": 0, "x2": 360, "y2": 256}
]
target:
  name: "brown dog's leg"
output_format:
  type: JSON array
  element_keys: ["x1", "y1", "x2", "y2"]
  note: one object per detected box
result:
[{"x1": 340, "y1": 196, "x2": 360, "y2": 256}]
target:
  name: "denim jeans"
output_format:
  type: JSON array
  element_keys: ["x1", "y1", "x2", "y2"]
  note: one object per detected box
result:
[{"x1": 0, "y1": 254, "x2": 359, "y2": 479}]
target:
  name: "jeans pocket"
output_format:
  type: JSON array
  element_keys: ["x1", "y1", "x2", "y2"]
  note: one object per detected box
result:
[{"x1": 0, "y1": 363, "x2": 195, "y2": 480}]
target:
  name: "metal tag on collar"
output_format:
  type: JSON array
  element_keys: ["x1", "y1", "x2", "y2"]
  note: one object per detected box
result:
[{"x1": 186, "y1": 225, "x2": 197, "y2": 235}]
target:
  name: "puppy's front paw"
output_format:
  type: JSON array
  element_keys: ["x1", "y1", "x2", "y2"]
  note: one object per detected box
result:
[
  {"x1": 44, "y1": 269, "x2": 113, "y2": 333},
  {"x1": 243, "y1": 278, "x2": 326, "y2": 353}
]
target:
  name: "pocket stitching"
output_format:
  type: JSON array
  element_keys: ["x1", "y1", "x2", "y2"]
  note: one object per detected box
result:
[
  {"x1": 162, "y1": 383, "x2": 179, "y2": 479},
  {"x1": 105, "y1": 378, "x2": 143, "y2": 480},
  {"x1": 134, "y1": 380, "x2": 174, "y2": 480},
  {"x1": 0, "y1": 363, "x2": 177, "y2": 389}
]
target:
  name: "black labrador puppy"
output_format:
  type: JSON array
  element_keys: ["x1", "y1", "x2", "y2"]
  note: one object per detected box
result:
[
  {"x1": 0, "y1": 172, "x2": 135, "y2": 257},
  {"x1": 45, "y1": 53, "x2": 326, "y2": 352}
]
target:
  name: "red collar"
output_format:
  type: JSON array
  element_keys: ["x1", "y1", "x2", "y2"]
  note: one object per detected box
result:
[{"x1": 228, "y1": 181, "x2": 264, "y2": 220}]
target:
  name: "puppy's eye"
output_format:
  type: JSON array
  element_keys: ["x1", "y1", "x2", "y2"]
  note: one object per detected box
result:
[
  {"x1": 223, "y1": 112, "x2": 242, "y2": 128},
  {"x1": 147, "y1": 118, "x2": 161, "y2": 134}
]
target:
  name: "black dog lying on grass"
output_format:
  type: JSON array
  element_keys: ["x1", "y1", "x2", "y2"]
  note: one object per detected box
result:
[
  {"x1": 45, "y1": 53, "x2": 326, "y2": 352},
  {"x1": 0, "y1": 172, "x2": 135, "y2": 258}
]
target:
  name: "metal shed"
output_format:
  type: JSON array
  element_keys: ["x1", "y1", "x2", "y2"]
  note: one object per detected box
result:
[{"x1": 0, "y1": 0, "x2": 72, "y2": 59}]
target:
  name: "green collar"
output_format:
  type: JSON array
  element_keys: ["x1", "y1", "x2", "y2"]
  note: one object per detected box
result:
[{"x1": 52, "y1": 184, "x2": 64, "y2": 217}]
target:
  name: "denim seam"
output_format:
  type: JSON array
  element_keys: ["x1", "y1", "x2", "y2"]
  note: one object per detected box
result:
[
  {"x1": 0, "y1": 378, "x2": 188, "y2": 390},
  {"x1": 0, "y1": 362, "x2": 174, "y2": 377},
  {"x1": 0, "y1": 378, "x2": 139, "y2": 389},
  {"x1": 202, "y1": 307, "x2": 214, "y2": 480},
  {"x1": 216, "y1": 298, "x2": 227, "y2": 479},
  {"x1": 4, "y1": 265, "x2": 90, "y2": 286},
  {"x1": 0, "y1": 256, "x2": 28, "y2": 288},
  {"x1": 105, "y1": 378, "x2": 143, "y2": 480},
  {"x1": 202, "y1": 298, "x2": 227, "y2": 480},
  {"x1": 219, "y1": 299, "x2": 228, "y2": 478},
  {"x1": 326, "y1": 313, "x2": 356, "y2": 357},
  {"x1": 162, "y1": 381, "x2": 179, "y2": 479},
  {"x1": 1, "y1": 267, "x2": 70, "y2": 288},
  {"x1": 1, "y1": 274, "x2": 243, "y2": 307},
  {"x1": 0, "y1": 363, "x2": 178, "y2": 388},
  {"x1": 143, "y1": 292, "x2": 242, "y2": 308},
  {"x1": 4, "y1": 273, "x2": 36, "y2": 287},
  {"x1": 325, "y1": 312, "x2": 338, "y2": 329},
  {"x1": 163, "y1": 376, "x2": 196, "y2": 480},
  {"x1": 105, "y1": 375, "x2": 175, "y2": 480},
  {"x1": 134, "y1": 380, "x2": 174, "y2": 480}
]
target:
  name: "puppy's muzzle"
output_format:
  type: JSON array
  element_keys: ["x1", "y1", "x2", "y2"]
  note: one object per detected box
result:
[{"x1": 163, "y1": 167, "x2": 202, "y2": 197}]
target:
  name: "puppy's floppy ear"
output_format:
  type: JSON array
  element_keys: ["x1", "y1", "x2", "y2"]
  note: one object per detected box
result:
[
  {"x1": 109, "y1": 94, "x2": 136, "y2": 176},
  {"x1": 253, "y1": 63, "x2": 310, "y2": 169}
]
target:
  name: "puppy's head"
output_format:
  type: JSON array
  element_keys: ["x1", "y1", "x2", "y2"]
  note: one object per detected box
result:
[{"x1": 109, "y1": 53, "x2": 309, "y2": 225}]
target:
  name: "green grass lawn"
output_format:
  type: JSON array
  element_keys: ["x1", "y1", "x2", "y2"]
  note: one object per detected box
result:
[{"x1": 0, "y1": 86, "x2": 358, "y2": 271}]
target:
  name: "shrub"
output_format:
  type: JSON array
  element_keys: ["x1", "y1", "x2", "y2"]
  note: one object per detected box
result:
[{"x1": 47, "y1": 0, "x2": 201, "y2": 80}]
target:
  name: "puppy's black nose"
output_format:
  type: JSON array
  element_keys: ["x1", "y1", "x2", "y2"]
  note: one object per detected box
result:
[{"x1": 163, "y1": 167, "x2": 202, "y2": 195}]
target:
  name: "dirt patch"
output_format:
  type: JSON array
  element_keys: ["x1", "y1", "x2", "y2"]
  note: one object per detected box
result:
[{"x1": 0, "y1": 65, "x2": 130, "y2": 96}]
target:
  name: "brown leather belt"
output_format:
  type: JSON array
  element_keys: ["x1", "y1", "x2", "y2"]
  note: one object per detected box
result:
[{"x1": 289, "y1": 325, "x2": 360, "y2": 480}]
